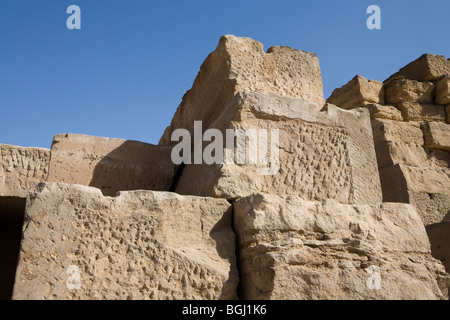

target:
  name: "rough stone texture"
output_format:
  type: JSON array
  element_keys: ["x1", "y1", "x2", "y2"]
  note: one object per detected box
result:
[
  {"x1": 12, "y1": 183, "x2": 238, "y2": 300},
  {"x1": 380, "y1": 164, "x2": 450, "y2": 225},
  {"x1": 234, "y1": 193, "x2": 449, "y2": 300},
  {"x1": 447, "y1": 105, "x2": 450, "y2": 123},
  {"x1": 0, "y1": 144, "x2": 50, "y2": 198},
  {"x1": 372, "y1": 119, "x2": 424, "y2": 145},
  {"x1": 365, "y1": 103, "x2": 403, "y2": 121},
  {"x1": 397, "y1": 102, "x2": 446, "y2": 122},
  {"x1": 435, "y1": 75, "x2": 450, "y2": 106},
  {"x1": 422, "y1": 122, "x2": 450, "y2": 152},
  {"x1": 175, "y1": 92, "x2": 382, "y2": 205},
  {"x1": 427, "y1": 222, "x2": 450, "y2": 274},
  {"x1": 384, "y1": 77, "x2": 435, "y2": 104},
  {"x1": 327, "y1": 75, "x2": 385, "y2": 110},
  {"x1": 159, "y1": 35, "x2": 325, "y2": 145},
  {"x1": 47, "y1": 134, "x2": 177, "y2": 197},
  {"x1": 386, "y1": 54, "x2": 450, "y2": 82}
]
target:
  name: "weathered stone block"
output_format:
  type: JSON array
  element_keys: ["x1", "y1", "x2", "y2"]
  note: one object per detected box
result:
[
  {"x1": 371, "y1": 119, "x2": 424, "y2": 145},
  {"x1": 47, "y1": 134, "x2": 177, "y2": 196},
  {"x1": 159, "y1": 35, "x2": 325, "y2": 145},
  {"x1": 386, "y1": 54, "x2": 450, "y2": 82},
  {"x1": 384, "y1": 77, "x2": 434, "y2": 104},
  {"x1": 175, "y1": 92, "x2": 382, "y2": 205},
  {"x1": 365, "y1": 103, "x2": 403, "y2": 121},
  {"x1": 0, "y1": 144, "x2": 50, "y2": 198},
  {"x1": 422, "y1": 122, "x2": 450, "y2": 152},
  {"x1": 12, "y1": 183, "x2": 238, "y2": 300},
  {"x1": 435, "y1": 75, "x2": 450, "y2": 105},
  {"x1": 381, "y1": 164, "x2": 450, "y2": 225},
  {"x1": 327, "y1": 75, "x2": 384, "y2": 110},
  {"x1": 397, "y1": 102, "x2": 446, "y2": 122},
  {"x1": 233, "y1": 193, "x2": 449, "y2": 300},
  {"x1": 427, "y1": 222, "x2": 450, "y2": 276}
]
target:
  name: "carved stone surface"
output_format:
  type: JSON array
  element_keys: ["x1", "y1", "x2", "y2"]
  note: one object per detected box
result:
[
  {"x1": 234, "y1": 193, "x2": 449, "y2": 300},
  {"x1": 12, "y1": 183, "x2": 238, "y2": 300}
]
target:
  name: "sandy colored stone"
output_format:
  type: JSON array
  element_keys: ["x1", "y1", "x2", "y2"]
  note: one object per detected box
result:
[
  {"x1": 174, "y1": 92, "x2": 382, "y2": 205},
  {"x1": 159, "y1": 35, "x2": 325, "y2": 145},
  {"x1": 374, "y1": 141, "x2": 449, "y2": 168},
  {"x1": 47, "y1": 133, "x2": 177, "y2": 196},
  {"x1": 233, "y1": 193, "x2": 449, "y2": 300},
  {"x1": 0, "y1": 144, "x2": 50, "y2": 198},
  {"x1": 12, "y1": 183, "x2": 238, "y2": 300},
  {"x1": 380, "y1": 164, "x2": 450, "y2": 225},
  {"x1": 369, "y1": 119, "x2": 449, "y2": 168},
  {"x1": 397, "y1": 102, "x2": 446, "y2": 122},
  {"x1": 371, "y1": 119, "x2": 424, "y2": 145},
  {"x1": 427, "y1": 222, "x2": 450, "y2": 275},
  {"x1": 422, "y1": 122, "x2": 450, "y2": 152},
  {"x1": 384, "y1": 77, "x2": 435, "y2": 104},
  {"x1": 386, "y1": 54, "x2": 450, "y2": 82},
  {"x1": 435, "y1": 75, "x2": 450, "y2": 105},
  {"x1": 365, "y1": 103, "x2": 403, "y2": 121},
  {"x1": 327, "y1": 75, "x2": 384, "y2": 110}
]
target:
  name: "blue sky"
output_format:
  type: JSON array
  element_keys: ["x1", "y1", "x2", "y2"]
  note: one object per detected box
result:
[{"x1": 1, "y1": 0, "x2": 449, "y2": 148}]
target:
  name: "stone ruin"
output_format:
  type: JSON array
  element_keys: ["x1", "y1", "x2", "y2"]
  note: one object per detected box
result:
[{"x1": 1, "y1": 35, "x2": 449, "y2": 300}]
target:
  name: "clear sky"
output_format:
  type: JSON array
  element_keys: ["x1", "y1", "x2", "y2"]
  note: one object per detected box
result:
[{"x1": 1, "y1": 0, "x2": 449, "y2": 148}]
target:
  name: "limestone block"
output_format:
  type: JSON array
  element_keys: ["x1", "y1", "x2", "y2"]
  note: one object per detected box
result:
[
  {"x1": 47, "y1": 134, "x2": 177, "y2": 196},
  {"x1": 384, "y1": 77, "x2": 434, "y2": 104},
  {"x1": 159, "y1": 35, "x2": 325, "y2": 145},
  {"x1": 12, "y1": 183, "x2": 238, "y2": 300},
  {"x1": 375, "y1": 141, "x2": 430, "y2": 168},
  {"x1": 174, "y1": 92, "x2": 382, "y2": 205},
  {"x1": 427, "y1": 222, "x2": 450, "y2": 275},
  {"x1": 233, "y1": 193, "x2": 449, "y2": 300},
  {"x1": 435, "y1": 75, "x2": 450, "y2": 105},
  {"x1": 386, "y1": 54, "x2": 450, "y2": 82},
  {"x1": 371, "y1": 119, "x2": 424, "y2": 145},
  {"x1": 365, "y1": 103, "x2": 403, "y2": 121},
  {"x1": 0, "y1": 144, "x2": 50, "y2": 198},
  {"x1": 327, "y1": 75, "x2": 385, "y2": 110},
  {"x1": 409, "y1": 192, "x2": 450, "y2": 226},
  {"x1": 397, "y1": 102, "x2": 446, "y2": 122},
  {"x1": 422, "y1": 122, "x2": 450, "y2": 152},
  {"x1": 378, "y1": 164, "x2": 450, "y2": 225}
]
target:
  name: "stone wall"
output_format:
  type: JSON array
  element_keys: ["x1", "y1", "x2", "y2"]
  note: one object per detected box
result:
[
  {"x1": 2, "y1": 36, "x2": 449, "y2": 300},
  {"x1": 47, "y1": 133, "x2": 178, "y2": 196},
  {"x1": 0, "y1": 144, "x2": 50, "y2": 198},
  {"x1": 13, "y1": 183, "x2": 238, "y2": 300},
  {"x1": 327, "y1": 54, "x2": 450, "y2": 226}
]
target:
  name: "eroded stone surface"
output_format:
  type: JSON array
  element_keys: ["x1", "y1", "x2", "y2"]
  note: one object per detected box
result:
[
  {"x1": 422, "y1": 122, "x2": 450, "y2": 152},
  {"x1": 159, "y1": 35, "x2": 325, "y2": 145},
  {"x1": 365, "y1": 104, "x2": 403, "y2": 121},
  {"x1": 175, "y1": 92, "x2": 382, "y2": 205},
  {"x1": 386, "y1": 54, "x2": 450, "y2": 82},
  {"x1": 0, "y1": 144, "x2": 50, "y2": 198},
  {"x1": 234, "y1": 193, "x2": 449, "y2": 300},
  {"x1": 47, "y1": 134, "x2": 177, "y2": 196},
  {"x1": 384, "y1": 77, "x2": 435, "y2": 104},
  {"x1": 435, "y1": 75, "x2": 450, "y2": 106},
  {"x1": 12, "y1": 183, "x2": 238, "y2": 300},
  {"x1": 397, "y1": 102, "x2": 446, "y2": 122},
  {"x1": 327, "y1": 75, "x2": 384, "y2": 110}
]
